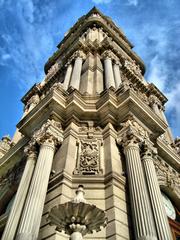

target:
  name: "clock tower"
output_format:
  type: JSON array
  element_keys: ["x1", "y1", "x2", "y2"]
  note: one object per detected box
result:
[{"x1": 0, "y1": 7, "x2": 179, "y2": 240}]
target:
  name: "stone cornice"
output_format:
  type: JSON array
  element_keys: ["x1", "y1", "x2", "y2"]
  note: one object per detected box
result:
[{"x1": 17, "y1": 88, "x2": 168, "y2": 141}]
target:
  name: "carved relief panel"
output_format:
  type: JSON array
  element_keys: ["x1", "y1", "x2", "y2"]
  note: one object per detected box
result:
[{"x1": 74, "y1": 122, "x2": 103, "y2": 175}]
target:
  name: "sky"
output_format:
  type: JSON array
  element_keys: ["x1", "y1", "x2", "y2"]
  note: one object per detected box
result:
[{"x1": 0, "y1": 0, "x2": 180, "y2": 139}]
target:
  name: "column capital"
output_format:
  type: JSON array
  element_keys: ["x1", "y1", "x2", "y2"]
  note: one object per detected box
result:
[
  {"x1": 117, "y1": 117, "x2": 150, "y2": 148},
  {"x1": 113, "y1": 59, "x2": 122, "y2": 67},
  {"x1": 141, "y1": 141, "x2": 158, "y2": 160},
  {"x1": 72, "y1": 50, "x2": 86, "y2": 60},
  {"x1": 32, "y1": 119, "x2": 63, "y2": 147},
  {"x1": 101, "y1": 50, "x2": 115, "y2": 60},
  {"x1": 24, "y1": 143, "x2": 38, "y2": 159},
  {"x1": 65, "y1": 59, "x2": 72, "y2": 67}
]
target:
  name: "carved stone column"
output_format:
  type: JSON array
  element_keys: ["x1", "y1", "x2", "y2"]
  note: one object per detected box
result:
[
  {"x1": 16, "y1": 119, "x2": 63, "y2": 240},
  {"x1": 149, "y1": 95, "x2": 161, "y2": 116},
  {"x1": 70, "y1": 50, "x2": 86, "y2": 90},
  {"x1": 141, "y1": 144, "x2": 173, "y2": 240},
  {"x1": 159, "y1": 106, "x2": 173, "y2": 143},
  {"x1": 102, "y1": 50, "x2": 116, "y2": 89},
  {"x1": 2, "y1": 144, "x2": 37, "y2": 240},
  {"x1": 63, "y1": 61, "x2": 73, "y2": 90},
  {"x1": 122, "y1": 135, "x2": 157, "y2": 240},
  {"x1": 113, "y1": 60, "x2": 122, "y2": 88}
]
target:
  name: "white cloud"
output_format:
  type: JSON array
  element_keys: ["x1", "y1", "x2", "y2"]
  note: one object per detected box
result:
[
  {"x1": 2, "y1": 53, "x2": 11, "y2": 60},
  {"x1": 166, "y1": 83, "x2": 180, "y2": 136},
  {"x1": 91, "y1": 0, "x2": 112, "y2": 4},
  {"x1": 127, "y1": 0, "x2": 138, "y2": 6},
  {"x1": 147, "y1": 55, "x2": 167, "y2": 92}
]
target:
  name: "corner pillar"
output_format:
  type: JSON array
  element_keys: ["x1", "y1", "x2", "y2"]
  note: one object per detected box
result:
[
  {"x1": 69, "y1": 51, "x2": 86, "y2": 90},
  {"x1": 2, "y1": 144, "x2": 37, "y2": 240},
  {"x1": 122, "y1": 135, "x2": 157, "y2": 240},
  {"x1": 113, "y1": 60, "x2": 122, "y2": 88},
  {"x1": 141, "y1": 143, "x2": 173, "y2": 240},
  {"x1": 16, "y1": 119, "x2": 63, "y2": 240},
  {"x1": 63, "y1": 61, "x2": 73, "y2": 90},
  {"x1": 102, "y1": 50, "x2": 116, "y2": 89}
]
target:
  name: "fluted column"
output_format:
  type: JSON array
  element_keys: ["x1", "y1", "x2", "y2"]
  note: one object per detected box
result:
[
  {"x1": 102, "y1": 50, "x2": 116, "y2": 89},
  {"x1": 142, "y1": 144, "x2": 173, "y2": 240},
  {"x1": 113, "y1": 60, "x2": 122, "y2": 88},
  {"x1": 70, "y1": 50, "x2": 85, "y2": 90},
  {"x1": 63, "y1": 61, "x2": 73, "y2": 90},
  {"x1": 2, "y1": 144, "x2": 37, "y2": 240},
  {"x1": 16, "y1": 119, "x2": 63, "y2": 240},
  {"x1": 123, "y1": 136, "x2": 157, "y2": 240}
]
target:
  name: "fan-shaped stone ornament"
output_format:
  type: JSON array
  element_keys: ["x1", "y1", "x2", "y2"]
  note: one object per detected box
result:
[{"x1": 48, "y1": 185, "x2": 107, "y2": 240}]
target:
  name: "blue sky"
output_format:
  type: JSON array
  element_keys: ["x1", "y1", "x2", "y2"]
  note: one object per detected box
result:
[{"x1": 0, "y1": 0, "x2": 180, "y2": 139}]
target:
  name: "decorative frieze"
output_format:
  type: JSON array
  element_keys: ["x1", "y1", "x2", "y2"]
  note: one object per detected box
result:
[
  {"x1": 45, "y1": 62, "x2": 60, "y2": 82},
  {"x1": 154, "y1": 158, "x2": 180, "y2": 198},
  {"x1": 124, "y1": 59, "x2": 142, "y2": 78}
]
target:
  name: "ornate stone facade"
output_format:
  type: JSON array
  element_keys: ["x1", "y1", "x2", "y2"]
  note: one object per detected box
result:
[{"x1": 0, "y1": 7, "x2": 179, "y2": 240}]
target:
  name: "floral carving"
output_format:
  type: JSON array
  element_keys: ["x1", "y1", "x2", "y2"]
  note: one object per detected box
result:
[
  {"x1": 46, "y1": 62, "x2": 60, "y2": 80},
  {"x1": 74, "y1": 139, "x2": 102, "y2": 175}
]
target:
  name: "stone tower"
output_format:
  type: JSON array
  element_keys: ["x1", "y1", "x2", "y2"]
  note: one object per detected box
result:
[{"x1": 0, "y1": 7, "x2": 179, "y2": 240}]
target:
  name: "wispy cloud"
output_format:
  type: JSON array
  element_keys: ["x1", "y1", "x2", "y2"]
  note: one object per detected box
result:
[
  {"x1": 91, "y1": 0, "x2": 112, "y2": 4},
  {"x1": 127, "y1": 0, "x2": 138, "y2": 6}
]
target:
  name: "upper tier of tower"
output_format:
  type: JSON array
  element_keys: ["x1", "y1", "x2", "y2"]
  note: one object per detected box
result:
[{"x1": 44, "y1": 7, "x2": 145, "y2": 75}]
